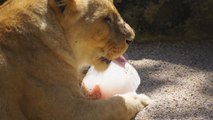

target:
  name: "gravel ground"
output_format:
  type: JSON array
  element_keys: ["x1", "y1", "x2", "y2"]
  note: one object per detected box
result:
[{"x1": 126, "y1": 40, "x2": 213, "y2": 120}]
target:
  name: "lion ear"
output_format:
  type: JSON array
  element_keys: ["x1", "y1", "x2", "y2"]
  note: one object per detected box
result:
[
  {"x1": 55, "y1": 0, "x2": 67, "y2": 13},
  {"x1": 49, "y1": 0, "x2": 68, "y2": 13},
  {"x1": 49, "y1": 0, "x2": 79, "y2": 14}
]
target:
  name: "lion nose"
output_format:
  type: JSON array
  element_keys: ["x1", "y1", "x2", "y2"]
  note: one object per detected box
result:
[
  {"x1": 123, "y1": 22, "x2": 135, "y2": 44},
  {"x1": 126, "y1": 39, "x2": 133, "y2": 44},
  {"x1": 124, "y1": 23, "x2": 135, "y2": 44},
  {"x1": 117, "y1": 19, "x2": 135, "y2": 44}
]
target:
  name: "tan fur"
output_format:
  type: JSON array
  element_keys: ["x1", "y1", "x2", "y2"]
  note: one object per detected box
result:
[{"x1": 0, "y1": 0, "x2": 151, "y2": 120}]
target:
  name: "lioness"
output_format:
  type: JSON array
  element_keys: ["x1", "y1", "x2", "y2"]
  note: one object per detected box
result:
[{"x1": 0, "y1": 0, "x2": 151, "y2": 120}]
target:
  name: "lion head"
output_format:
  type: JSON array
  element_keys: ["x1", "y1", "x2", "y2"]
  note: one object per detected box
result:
[{"x1": 50, "y1": 0, "x2": 135, "y2": 71}]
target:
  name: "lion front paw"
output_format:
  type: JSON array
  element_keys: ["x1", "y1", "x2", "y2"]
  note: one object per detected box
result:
[
  {"x1": 117, "y1": 92, "x2": 152, "y2": 116},
  {"x1": 136, "y1": 93, "x2": 152, "y2": 106}
]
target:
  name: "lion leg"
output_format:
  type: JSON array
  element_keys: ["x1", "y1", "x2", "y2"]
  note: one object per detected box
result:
[
  {"x1": 0, "y1": 100, "x2": 27, "y2": 120},
  {"x1": 76, "y1": 92, "x2": 151, "y2": 120}
]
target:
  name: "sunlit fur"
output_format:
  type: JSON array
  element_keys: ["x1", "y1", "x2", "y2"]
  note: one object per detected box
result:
[{"x1": 0, "y1": 0, "x2": 150, "y2": 120}]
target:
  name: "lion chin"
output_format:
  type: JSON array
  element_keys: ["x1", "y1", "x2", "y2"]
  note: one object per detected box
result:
[{"x1": 0, "y1": 0, "x2": 151, "y2": 120}]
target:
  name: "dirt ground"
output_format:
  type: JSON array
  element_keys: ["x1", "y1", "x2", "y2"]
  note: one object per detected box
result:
[{"x1": 126, "y1": 40, "x2": 213, "y2": 120}]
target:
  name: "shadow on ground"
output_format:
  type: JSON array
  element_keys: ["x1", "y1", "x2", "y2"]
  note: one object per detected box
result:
[
  {"x1": 127, "y1": 40, "x2": 213, "y2": 71},
  {"x1": 126, "y1": 40, "x2": 213, "y2": 119}
]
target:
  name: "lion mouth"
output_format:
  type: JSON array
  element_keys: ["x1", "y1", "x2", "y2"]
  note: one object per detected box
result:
[
  {"x1": 100, "y1": 57, "x2": 112, "y2": 64},
  {"x1": 100, "y1": 55, "x2": 127, "y2": 67},
  {"x1": 113, "y1": 55, "x2": 126, "y2": 67}
]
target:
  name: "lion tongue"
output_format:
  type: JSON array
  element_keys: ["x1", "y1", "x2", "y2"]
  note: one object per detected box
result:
[{"x1": 113, "y1": 55, "x2": 126, "y2": 68}]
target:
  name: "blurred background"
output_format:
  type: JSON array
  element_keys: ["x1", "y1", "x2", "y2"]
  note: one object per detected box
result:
[
  {"x1": 115, "y1": 0, "x2": 213, "y2": 41},
  {"x1": 0, "y1": 0, "x2": 5, "y2": 5}
]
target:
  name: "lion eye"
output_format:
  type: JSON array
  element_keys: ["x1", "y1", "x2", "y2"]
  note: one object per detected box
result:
[{"x1": 104, "y1": 16, "x2": 112, "y2": 24}]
